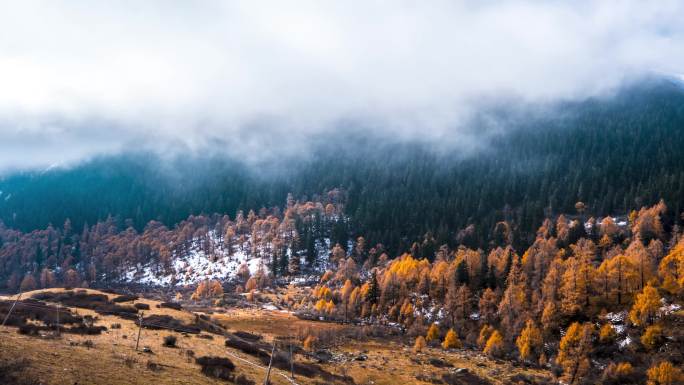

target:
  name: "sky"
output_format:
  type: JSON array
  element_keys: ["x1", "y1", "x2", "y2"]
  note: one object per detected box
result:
[{"x1": 1, "y1": 0, "x2": 683, "y2": 172}]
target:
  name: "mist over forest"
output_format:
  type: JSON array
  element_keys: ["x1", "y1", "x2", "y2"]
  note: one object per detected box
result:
[{"x1": 2, "y1": 78, "x2": 684, "y2": 254}]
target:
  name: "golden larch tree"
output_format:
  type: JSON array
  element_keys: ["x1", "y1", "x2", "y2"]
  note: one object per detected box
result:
[
  {"x1": 442, "y1": 328, "x2": 461, "y2": 350},
  {"x1": 629, "y1": 284, "x2": 660, "y2": 327},
  {"x1": 557, "y1": 322, "x2": 594, "y2": 385},
  {"x1": 516, "y1": 319, "x2": 543, "y2": 362}
]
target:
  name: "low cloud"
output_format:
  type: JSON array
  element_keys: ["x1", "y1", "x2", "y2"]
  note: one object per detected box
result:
[{"x1": 1, "y1": 1, "x2": 683, "y2": 172}]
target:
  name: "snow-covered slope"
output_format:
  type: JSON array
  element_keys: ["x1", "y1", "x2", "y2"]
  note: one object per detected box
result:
[{"x1": 120, "y1": 232, "x2": 332, "y2": 286}]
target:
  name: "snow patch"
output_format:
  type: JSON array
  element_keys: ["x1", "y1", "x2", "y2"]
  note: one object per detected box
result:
[{"x1": 618, "y1": 336, "x2": 632, "y2": 349}]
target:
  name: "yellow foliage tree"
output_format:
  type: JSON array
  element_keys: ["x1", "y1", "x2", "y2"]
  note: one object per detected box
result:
[
  {"x1": 426, "y1": 323, "x2": 440, "y2": 342},
  {"x1": 629, "y1": 284, "x2": 660, "y2": 327},
  {"x1": 325, "y1": 300, "x2": 336, "y2": 315},
  {"x1": 209, "y1": 280, "x2": 224, "y2": 297},
  {"x1": 601, "y1": 362, "x2": 634, "y2": 383},
  {"x1": 483, "y1": 330, "x2": 504, "y2": 358},
  {"x1": 615, "y1": 362, "x2": 633, "y2": 376},
  {"x1": 303, "y1": 335, "x2": 317, "y2": 351},
  {"x1": 477, "y1": 324, "x2": 495, "y2": 349},
  {"x1": 557, "y1": 322, "x2": 593, "y2": 385},
  {"x1": 320, "y1": 270, "x2": 333, "y2": 283},
  {"x1": 598, "y1": 323, "x2": 617, "y2": 344},
  {"x1": 658, "y1": 239, "x2": 684, "y2": 295},
  {"x1": 516, "y1": 320, "x2": 543, "y2": 362},
  {"x1": 245, "y1": 277, "x2": 257, "y2": 292},
  {"x1": 647, "y1": 361, "x2": 684, "y2": 385},
  {"x1": 314, "y1": 299, "x2": 327, "y2": 313},
  {"x1": 641, "y1": 324, "x2": 664, "y2": 350},
  {"x1": 413, "y1": 336, "x2": 427, "y2": 353},
  {"x1": 442, "y1": 329, "x2": 461, "y2": 350},
  {"x1": 606, "y1": 255, "x2": 639, "y2": 306},
  {"x1": 387, "y1": 254, "x2": 430, "y2": 285}
]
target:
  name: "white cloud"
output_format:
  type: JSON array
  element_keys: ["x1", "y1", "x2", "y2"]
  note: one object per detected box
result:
[{"x1": 0, "y1": 0, "x2": 683, "y2": 171}]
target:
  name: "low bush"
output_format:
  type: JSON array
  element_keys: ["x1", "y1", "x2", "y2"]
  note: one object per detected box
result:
[
  {"x1": 235, "y1": 374, "x2": 255, "y2": 385},
  {"x1": 159, "y1": 302, "x2": 182, "y2": 311},
  {"x1": 0, "y1": 358, "x2": 41, "y2": 385},
  {"x1": 134, "y1": 303, "x2": 150, "y2": 310},
  {"x1": 143, "y1": 314, "x2": 201, "y2": 334},
  {"x1": 67, "y1": 324, "x2": 107, "y2": 335},
  {"x1": 112, "y1": 295, "x2": 139, "y2": 303},
  {"x1": 163, "y1": 335, "x2": 177, "y2": 347},
  {"x1": 233, "y1": 331, "x2": 263, "y2": 341},
  {"x1": 195, "y1": 356, "x2": 235, "y2": 380}
]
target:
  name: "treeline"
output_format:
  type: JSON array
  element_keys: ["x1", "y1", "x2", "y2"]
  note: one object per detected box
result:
[
  {"x1": 2, "y1": 79, "x2": 684, "y2": 254},
  {"x1": 293, "y1": 201, "x2": 684, "y2": 385},
  {"x1": 0, "y1": 190, "x2": 348, "y2": 290}
]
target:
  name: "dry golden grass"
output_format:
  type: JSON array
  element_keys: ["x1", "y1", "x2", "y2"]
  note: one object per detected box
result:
[
  {"x1": 1, "y1": 288, "x2": 553, "y2": 385},
  {"x1": 0, "y1": 289, "x2": 299, "y2": 385},
  {"x1": 214, "y1": 308, "x2": 552, "y2": 385}
]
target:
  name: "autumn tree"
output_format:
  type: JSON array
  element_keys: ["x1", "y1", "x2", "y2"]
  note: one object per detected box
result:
[
  {"x1": 478, "y1": 288, "x2": 499, "y2": 325},
  {"x1": 516, "y1": 320, "x2": 543, "y2": 363},
  {"x1": 39, "y1": 268, "x2": 55, "y2": 289},
  {"x1": 63, "y1": 269, "x2": 81, "y2": 288},
  {"x1": 365, "y1": 270, "x2": 380, "y2": 305},
  {"x1": 557, "y1": 322, "x2": 594, "y2": 385},
  {"x1": 629, "y1": 284, "x2": 660, "y2": 327},
  {"x1": 477, "y1": 324, "x2": 495, "y2": 349},
  {"x1": 560, "y1": 240, "x2": 595, "y2": 317},
  {"x1": 658, "y1": 239, "x2": 684, "y2": 296},
  {"x1": 647, "y1": 361, "x2": 683, "y2": 385},
  {"x1": 632, "y1": 201, "x2": 666, "y2": 244},
  {"x1": 606, "y1": 254, "x2": 638, "y2": 306},
  {"x1": 303, "y1": 335, "x2": 317, "y2": 351},
  {"x1": 442, "y1": 328, "x2": 461, "y2": 349},
  {"x1": 19, "y1": 274, "x2": 37, "y2": 292},
  {"x1": 498, "y1": 256, "x2": 527, "y2": 336},
  {"x1": 426, "y1": 323, "x2": 440, "y2": 343},
  {"x1": 413, "y1": 336, "x2": 426, "y2": 353},
  {"x1": 641, "y1": 324, "x2": 664, "y2": 351},
  {"x1": 340, "y1": 279, "x2": 354, "y2": 322},
  {"x1": 625, "y1": 240, "x2": 655, "y2": 291},
  {"x1": 483, "y1": 330, "x2": 504, "y2": 358},
  {"x1": 601, "y1": 362, "x2": 636, "y2": 385},
  {"x1": 598, "y1": 323, "x2": 616, "y2": 344}
]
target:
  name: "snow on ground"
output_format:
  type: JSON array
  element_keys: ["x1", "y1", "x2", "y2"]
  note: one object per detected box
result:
[
  {"x1": 605, "y1": 311, "x2": 627, "y2": 324},
  {"x1": 121, "y1": 232, "x2": 332, "y2": 286},
  {"x1": 618, "y1": 336, "x2": 632, "y2": 349},
  {"x1": 659, "y1": 298, "x2": 682, "y2": 316}
]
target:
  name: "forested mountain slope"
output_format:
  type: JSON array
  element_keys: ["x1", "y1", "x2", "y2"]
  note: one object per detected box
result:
[{"x1": 1, "y1": 78, "x2": 684, "y2": 253}]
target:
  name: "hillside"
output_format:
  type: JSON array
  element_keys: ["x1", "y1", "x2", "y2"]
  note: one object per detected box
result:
[
  {"x1": 2, "y1": 79, "x2": 684, "y2": 253},
  {"x1": 0, "y1": 288, "x2": 551, "y2": 385}
]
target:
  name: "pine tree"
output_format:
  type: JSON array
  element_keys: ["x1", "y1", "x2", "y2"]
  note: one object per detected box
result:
[
  {"x1": 288, "y1": 253, "x2": 301, "y2": 276},
  {"x1": 365, "y1": 270, "x2": 379, "y2": 305},
  {"x1": 455, "y1": 260, "x2": 469, "y2": 285}
]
